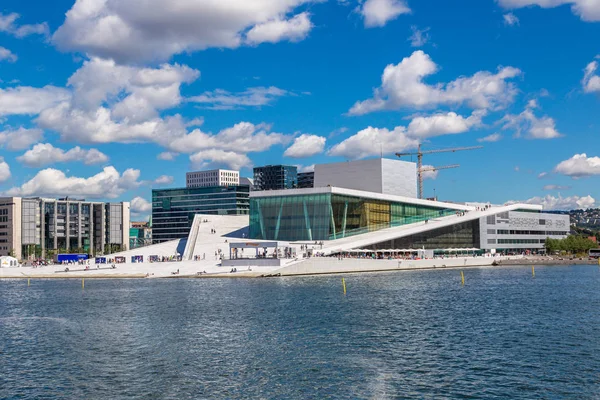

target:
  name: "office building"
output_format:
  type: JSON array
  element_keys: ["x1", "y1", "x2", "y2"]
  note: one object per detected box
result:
[
  {"x1": 186, "y1": 169, "x2": 239, "y2": 188},
  {"x1": 152, "y1": 185, "x2": 250, "y2": 242},
  {"x1": 130, "y1": 221, "x2": 152, "y2": 249},
  {"x1": 297, "y1": 172, "x2": 315, "y2": 189},
  {"x1": 0, "y1": 197, "x2": 130, "y2": 259},
  {"x1": 314, "y1": 158, "x2": 417, "y2": 198},
  {"x1": 253, "y1": 165, "x2": 297, "y2": 191}
]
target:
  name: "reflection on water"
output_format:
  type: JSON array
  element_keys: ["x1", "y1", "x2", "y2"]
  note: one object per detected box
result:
[{"x1": 1, "y1": 265, "x2": 600, "y2": 399}]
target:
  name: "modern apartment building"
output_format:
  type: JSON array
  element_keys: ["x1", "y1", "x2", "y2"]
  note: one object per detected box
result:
[
  {"x1": 0, "y1": 197, "x2": 130, "y2": 259},
  {"x1": 253, "y1": 165, "x2": 298, "y2": 191},
  {"x1": 297, "y1": 172, "x2": 315, "y2": 189},
  {"x1": 186, "y1": 169, "x2": 239, "y2": 188}
]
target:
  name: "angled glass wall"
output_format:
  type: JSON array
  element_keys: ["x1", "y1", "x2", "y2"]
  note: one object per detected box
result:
[{"x1": 249, "y1": 193, "x2": 456, "y2": 241}]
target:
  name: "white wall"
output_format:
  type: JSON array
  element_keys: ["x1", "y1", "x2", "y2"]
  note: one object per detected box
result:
[{"x1": 314, "y1": 158, "x2": 417, "y2": 198}]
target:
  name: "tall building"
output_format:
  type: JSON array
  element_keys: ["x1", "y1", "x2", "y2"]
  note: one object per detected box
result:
[
  {"x1": 130, "y1": 221, "x2": 152, "y2": 249},
  {"x1": 186, "y1": 169, "x2": 239, "y2": 188},
  {"x1": 0, "y1": 197, "x2": 130, "y2": 259},
  {"x1": 152, "y1": 185, "x2": 250, "y2": 242},
  {"x1": 297, "y1": 172, "x2": 315, "y2": 189},
  {"x1": 314, "y1": 158, "x2": 417, "y2": 198},
  {"x1": 253, "y1": 165, "x2": 297, "y2": 191}
]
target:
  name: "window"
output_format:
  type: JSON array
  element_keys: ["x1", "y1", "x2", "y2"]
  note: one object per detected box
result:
[
  {"x1": 487, "y1": 229, "x2": 496, "y2": 235},
  {"x1": 488, "y1": 239, "x2": 496, "y2": 244},
  {"x1": 486, "y1": 216, "x2": 495, "y2": 225}
]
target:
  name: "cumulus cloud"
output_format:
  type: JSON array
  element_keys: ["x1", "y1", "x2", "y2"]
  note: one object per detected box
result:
[
  {"x1": 360, "y1": 0, "x2": 411, "y2": 28},
  {"x1": 503, "y1": 12, "x2": 520, "y2": 25},
  {"x1": 477, "y1": 133, "x2": 502, "y2": 142},
  {"x1": 284, "y1": 134, "x2": 326, "y2": 158},
  {"x1": 0, "y1": 46, "x2": 17, "y2": 63},
  {"x1": 130, "y1": 197, "x2": 152, "y2": 214},
  {"x1": 6, "y1": 166, "x2": 142, "y2": 199},
  {"x1": 554, "y1": 153, "x2": 600, "y2": 178},
  {"x1": 582, "y1": 59, "x2": 600, "y2": 93},
  {"x1": 153, "y1": 175, "x2": 174, "y2": 185},
  {"x1": 406, "y1": 110, "x2": 485, "y2": 138},
  {"x1": 53, "y1": 0, "x2": 317, "y2": 63},
  {"x1": 420, "y1": 164, "x2": 439, "y2": 180},
  {"x1": 245, "y1": 12, "x2": 313, "y2": 45},
  {"x1": 190, "y1": 86, "x2": 290, "y2": 110},
  {"x1": 328, "y1": 125, "x2": 419, "y2": 159},
  {"x1": 0, "y1": 12, "x2": 49, "y2": 38},
  {"x1": 0, "y1": 86, "x2": 70, "y2": 116},
  {"x1": 408, "y1": 26, "x2": 430, "y2": 47},
  {"x1": 348, "y1": 51, "x2": 521, "y2": 115},
  {"x1": 0, "y1": 157, "x2": 10, "y2": 183},
  {"x1": 501, "y1": 101, "x2": 562, "y2": 139},
  {"x1": 189, "y1": 150, "x2": 252, "y2": 171},
  {"x1": 498, "y1": 0, "x2": 600, "y2": 22},
  {"x1": 157, "y1": 152, "x2": 178, "y2": 161},
  {"x1": 17, "y1": 143, "x2": 109, "y2": 167},
  {"x1": 0, "y1": 127, "x2": 44, "y2": 151},
  {"x1": 508, "y1": 194, "x2": 595, "y2": 210}
]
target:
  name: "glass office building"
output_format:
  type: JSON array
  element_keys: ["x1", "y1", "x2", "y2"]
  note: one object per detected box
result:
[
  {"x1": 253, "y1": 165, "x2": 298, "y2": 191},
  {"x1": 152, "y1": 185, "x2": 250, "y2": 242},
  {"x1": 249, "y1": 189, "x2": 456, "y2": 241}
]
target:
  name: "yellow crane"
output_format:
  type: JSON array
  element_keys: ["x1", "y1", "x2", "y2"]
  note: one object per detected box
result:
[{"x1": 396, "y1": 144, "x2": 483, "y2": 199}]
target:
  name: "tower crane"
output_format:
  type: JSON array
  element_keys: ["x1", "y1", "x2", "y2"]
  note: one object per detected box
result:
[{"x1": 396, "y1": 144, "x2": 483, "y2": 199}]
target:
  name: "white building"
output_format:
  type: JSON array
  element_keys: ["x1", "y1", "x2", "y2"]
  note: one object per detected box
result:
[
  {"x1": 314, "y1": 158, "x2": 417, "y2": 198},
  {"x1": 186, "y1": 169, "x2": 240, "y2": 188}
]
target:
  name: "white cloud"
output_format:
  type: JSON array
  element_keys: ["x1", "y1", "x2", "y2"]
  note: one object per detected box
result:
[
  {"x1": 0, "y1": 12, "x2": 49, "y2": 38},
  {"x1": 503, "y1": 12, "x2": 520, "y2": 25},
  {"x1": 53, "y1": 0, "x2": 317, "y2": 63},
  {"x1": 284, "y1": 134, "x2": 326, "y2": 158},
  {"x1": 0, "y1": 86, "x2": 70, "y2": 116},
  {"x1": 17, "y1": 143, "x2": 109, "y2": 167},
  {"x1": 131, "y1": 197, "x2": 152, "y2": 214},
  {"x1": 554, "y1": 153, "x2": 600, "y2": 178},
  {"x1": 538, "y1": 172, "x2": 548, "y2": 178},
  {"x1": 420, "y1": 164, "x2": 438, "y2": 180},
  {"x1": 360, "y1": 0, "x2": 411, "y2": 28},
  {"x1": 582, "y1": 59, "x2": 600, "y2": 93},
  {"x1": 190, "y1": 86, "x2": 290, "y2": 110},
  {"x1": 543, "y1": 184, "x2": 571, "y2": 190},
  {"x1": 245, "y1": 12, "x2": 313, "y2": 45},
  {"x1": 502, "y1": 101, "x2": 562, "y2": 139},
  {"x1": 477, "y1": 133, "x2": 502, "y2": 142},
  {"x1": 498, "y1": 0, "x2": 600, "y2": 22},
  {"x1": 6, "y1": 166, "x2": 141, "y2": 199},
  {"x1": 189, "y1": 150, "x2": 252, "y2": 171},
  {"x1": 0, "y1": 47, "x2": 17, "y2": 63},
  {"x1": 508, "y1": 194, "x2": 595, "y2": 210},
  {"x1": 328, "y1": 125, "x2": 419, "y2": 159},
  {"x1": 0, "y1": 127, "x2": 44, "y2": 151},
  {"x1": 0, "y1": 157, "x2": 10, "y2": 183},
  {"x1": 153, "y1": 175, "x2": 174, "y2": 185},
  {"x1": 348, "y1": 51, "x2": 521, "y2": 115},
  {"x1": 408, "y1": 26, "x2": 430, "y2": 47},
  {"x1": 157, "y1": 152, "x2": 178, "y2": 161},
  {"x1": 407, "y1": 110, "x2": 484, "y2": 138}
]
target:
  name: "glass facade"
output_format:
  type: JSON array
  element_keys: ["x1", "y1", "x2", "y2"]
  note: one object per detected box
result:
[
  {"x1": 152, "y1": 185, "x2": 250, "y2": 242},
  {"x1": 253, "y1": 165, "x2": 298, "y2": 191},
  {"x1": 250, "y1": 193, "x2": 456, "y2": 241}
]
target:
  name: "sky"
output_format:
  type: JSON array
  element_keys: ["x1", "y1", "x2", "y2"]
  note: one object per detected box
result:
[{"x1": 1, "y1": 0, "x2": 600, "y2": 219}]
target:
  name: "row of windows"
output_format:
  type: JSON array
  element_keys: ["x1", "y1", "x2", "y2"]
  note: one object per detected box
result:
[
  {"x1": 488, "y1": 239, "x2": 544, "y2": 244},
  {"x1": 488, "y1": 229, "x2": 568, "y2": 236},
  {"x1": 0, "y1": 209, "x2": 8, "y2": 215}
]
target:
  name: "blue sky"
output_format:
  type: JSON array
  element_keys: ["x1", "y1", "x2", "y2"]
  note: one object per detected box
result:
[{"x1": 1, "y1": 0, "x2": 600, "y2": 217}]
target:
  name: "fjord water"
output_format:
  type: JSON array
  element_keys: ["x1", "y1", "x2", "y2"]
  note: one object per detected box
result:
[{"x1": 1, "y1": 265, "x2": 600, "y2": 399}]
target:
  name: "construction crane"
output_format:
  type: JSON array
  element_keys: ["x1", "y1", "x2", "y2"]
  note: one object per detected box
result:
[{"x1": 396, "y1": 144, "x2": 483, "y2": 199}]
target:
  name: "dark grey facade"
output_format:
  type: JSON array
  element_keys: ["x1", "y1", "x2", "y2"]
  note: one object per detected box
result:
[
  {"x1": 253, "y1": 165, "x2": 297, "y2": 191},
  {"x1": 297, "y1": 172, "x2": 314, "y2": 189}
]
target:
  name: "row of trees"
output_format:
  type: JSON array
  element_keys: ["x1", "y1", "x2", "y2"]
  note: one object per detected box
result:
[{"x1": 545, "y1": 236, "x2": 598, "y2": 255}]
